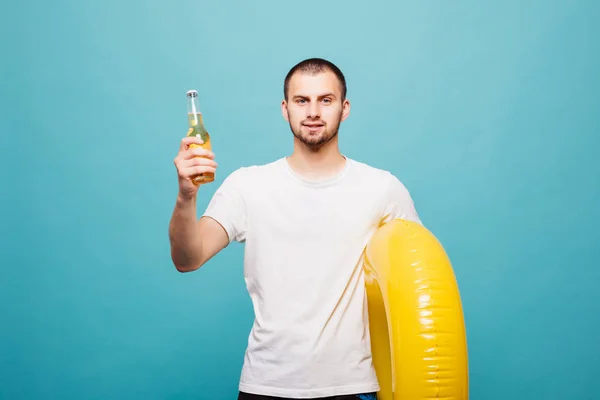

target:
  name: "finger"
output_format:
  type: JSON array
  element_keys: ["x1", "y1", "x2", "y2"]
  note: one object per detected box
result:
[
  {"x1": 189, "y1": 157, "x2": 218, "y2": 167},
  {"x1": 180, "y1": 135, "x2": 204, "y2": 150},
  {"x1": 180, "y1": 166, "x2": 217, "y2": 178},
  {"x1": 186, "y1": 147, "x2": 215, "y2": 159},
  {"x1": 180, "y1": 147, "x2": 214, "y2": 160},
  {"x1": 177, "y1": 157, "x2": 218, "y2": 170}
]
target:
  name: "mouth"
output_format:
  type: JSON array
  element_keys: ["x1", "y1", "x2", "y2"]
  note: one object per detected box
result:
[{"x1": 302, "y1": 122, "x2": 325, "y2": 132}]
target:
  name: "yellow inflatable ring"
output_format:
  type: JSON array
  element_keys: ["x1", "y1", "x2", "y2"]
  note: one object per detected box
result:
[{"x1": 364, "y1": 219, "x2": 469, "y2": 400}]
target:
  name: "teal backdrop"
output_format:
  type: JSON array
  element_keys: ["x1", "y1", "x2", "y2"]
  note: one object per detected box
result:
[{"x1": 2, "y1": 0, "x2": 599, "y2": 399}]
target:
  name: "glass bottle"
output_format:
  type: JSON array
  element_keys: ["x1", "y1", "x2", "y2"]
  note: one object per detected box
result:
[{"x1": 186, "y1": 89, "x2": 214, "y2": 184}]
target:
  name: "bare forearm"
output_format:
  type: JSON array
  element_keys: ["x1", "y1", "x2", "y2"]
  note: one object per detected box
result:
[{"x1": 169, "y1": 194, "x2": 202, "y2": 271}]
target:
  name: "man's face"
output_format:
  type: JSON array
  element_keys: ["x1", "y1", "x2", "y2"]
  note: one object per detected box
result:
[{"x1": 282, "y1": 70, "x2": 350, "y2": 150}]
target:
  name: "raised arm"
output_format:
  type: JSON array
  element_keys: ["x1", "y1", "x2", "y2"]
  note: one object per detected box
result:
[
  {"x1": 169, "y1": 135, "x2": 228, "y2": 272},
  {"x1": 169, "y1": 135, "x2": 248, "y2": 272},
  {"x1": 169, "y1": 193, "x2": 230, "y2": 272}
]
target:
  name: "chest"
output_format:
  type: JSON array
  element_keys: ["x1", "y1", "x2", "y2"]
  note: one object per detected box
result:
[{"x1": 246, "y1": 184, "x2": 382, "y2": 244}]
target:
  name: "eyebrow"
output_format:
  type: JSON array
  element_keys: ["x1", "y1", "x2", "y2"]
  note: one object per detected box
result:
[{"x1": 292, "y1": 93, "x2": 337, "y2": 99}]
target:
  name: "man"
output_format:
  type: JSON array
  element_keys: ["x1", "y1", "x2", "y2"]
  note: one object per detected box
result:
[{"x1": 169, "y1": 58, "x2": 421, "y2": 399}]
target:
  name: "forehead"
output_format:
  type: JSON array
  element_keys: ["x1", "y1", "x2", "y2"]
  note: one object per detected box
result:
[{"x1": 287, "y1": 70, "x2": 342, "y2": 97}]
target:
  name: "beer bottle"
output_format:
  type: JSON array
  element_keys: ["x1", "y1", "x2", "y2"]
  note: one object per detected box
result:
[{"x1": 186, "y1": 89, "x2": 214, "y2": 184}]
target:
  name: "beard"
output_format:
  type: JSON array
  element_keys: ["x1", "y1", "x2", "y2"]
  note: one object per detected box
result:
[{"x1": 288, "y1": 112, "x2": 342, "y2": 151}]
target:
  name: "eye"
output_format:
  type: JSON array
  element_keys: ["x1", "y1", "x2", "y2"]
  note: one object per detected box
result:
[
  {"x1": 296, "y1": 99, "x2": 306, "y2": 104},
  {"x1": 322, "y1": 98, "x2": 332, "y2": 104}
]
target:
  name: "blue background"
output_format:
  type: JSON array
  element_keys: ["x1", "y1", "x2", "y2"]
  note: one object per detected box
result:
[{"x1": 2, "y1": 0, "x2": 599, "y2": 399}]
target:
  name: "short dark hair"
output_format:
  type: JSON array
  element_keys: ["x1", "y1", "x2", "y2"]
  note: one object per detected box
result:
[{"x1": 283, "y1": 58, "x2": 347, "y2": 101}]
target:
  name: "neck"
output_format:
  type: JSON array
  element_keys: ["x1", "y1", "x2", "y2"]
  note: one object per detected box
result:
[{"x1": 286, "y1": 136, "x2": 347, "y2": 181}]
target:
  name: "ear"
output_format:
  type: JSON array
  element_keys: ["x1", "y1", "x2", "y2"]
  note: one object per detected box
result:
[
  {"x1": 341, "y1": 99, "x2": 351, "y2": 122},
  {"x1": 281, "y1": 99, "x2": 290, "y2": 122}
]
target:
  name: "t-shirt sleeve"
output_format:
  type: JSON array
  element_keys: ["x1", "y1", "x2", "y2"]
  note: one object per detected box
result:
[
  {"x1": 380, "y1": 173, "x2": 422, "y2": 225},
  {"x1": 201, "y1": 168, "x2": 248, "y2": 243}
]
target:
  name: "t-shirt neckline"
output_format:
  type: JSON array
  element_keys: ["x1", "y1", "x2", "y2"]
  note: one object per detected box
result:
[{"x1": 281, "y1": 156, "x2": 351, "y2": 187}]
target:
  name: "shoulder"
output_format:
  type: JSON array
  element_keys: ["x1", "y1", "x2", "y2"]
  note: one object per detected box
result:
[
  {"x1": 347, "y1": 158, "x2": 416, "y2": 204},
  {"x1": 218, "y1": 158, "x2": 286, "y2": 188},
  {"x1": 348, "y1": 159, "x2": 422, "y2": 223},
  {"x1": 347, "y1": 158, "x2": 403, "y2": 188}
]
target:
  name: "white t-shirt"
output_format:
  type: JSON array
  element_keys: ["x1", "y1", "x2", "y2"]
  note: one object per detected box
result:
[{"x1": 202, "y1": 156, "x2": 421, "y2": 398}]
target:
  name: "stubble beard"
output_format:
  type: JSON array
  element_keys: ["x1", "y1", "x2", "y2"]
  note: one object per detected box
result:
[{"x1": 289, "y1": 112, "x2": 343, "y2": 151}]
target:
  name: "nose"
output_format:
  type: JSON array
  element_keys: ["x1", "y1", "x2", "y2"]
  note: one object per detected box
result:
[{"x1": 307, "y1": 101, "x2": 320, "y2": 118}]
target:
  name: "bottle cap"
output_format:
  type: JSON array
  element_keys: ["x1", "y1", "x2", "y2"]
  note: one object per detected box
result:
[{"x1": 186, "y1": 90, "x2": 198, "y2": 98}]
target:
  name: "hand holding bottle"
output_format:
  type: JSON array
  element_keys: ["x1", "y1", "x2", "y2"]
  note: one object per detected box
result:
[
  {"x1": 173, "y1": 89, "x2": 217, "y2": 200},
  {"x1": 173, "y1": 133, "x2": 218, "y2": 199},
  {"x1": 185, "y1": 90, "x2": 215, "y2": 185}
]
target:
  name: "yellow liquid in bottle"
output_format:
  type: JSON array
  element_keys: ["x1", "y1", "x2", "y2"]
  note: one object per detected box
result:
[{"x1": 187, "y1": 112, "x2": 214, "y2": 185}]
